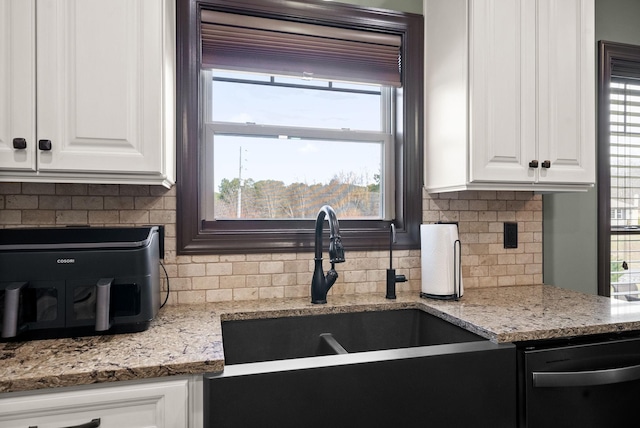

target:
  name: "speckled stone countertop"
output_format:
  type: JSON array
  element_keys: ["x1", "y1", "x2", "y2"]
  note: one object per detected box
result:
[{"x1": 3, "y1": 284, "x2": 640, "y2": 394}]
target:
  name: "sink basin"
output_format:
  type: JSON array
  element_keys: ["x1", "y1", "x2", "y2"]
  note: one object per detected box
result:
[
  {"x1": 206, "y1": 308, "x2": 516, "y2": 428},
  {"x1": 221, "y1": 308, "x2": 483, "y2": 364}
]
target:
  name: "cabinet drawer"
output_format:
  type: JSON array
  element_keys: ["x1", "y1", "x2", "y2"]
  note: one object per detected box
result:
[{"x1": 0, "y1": 379, "x2": 188, "y2": 428}]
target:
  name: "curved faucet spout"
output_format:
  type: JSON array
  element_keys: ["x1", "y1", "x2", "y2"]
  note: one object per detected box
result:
[
  {"x1": 314, "y1": 205, "x2": 345, "y2": 263},
  {"x1": 311, "y1": 205, "x2": 345, "y2": 304}
]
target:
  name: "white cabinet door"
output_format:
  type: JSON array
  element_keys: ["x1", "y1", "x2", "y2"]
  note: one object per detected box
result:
[
  {"x1": 36, "y1": 0, "x2": 166, "y2": 175},
  {"x1": 468, "y1": 0, "x2": 537, "y2": 183},
  {"x1": 424, "y1": 0, "x2": 595, "y2": 192},
  {"x1": 469, "y1": 0, "x2": 595, "y2": 186},
  {"x1": 0, "y1": 379, "x2": 189, "y2": 428},
  {"x1": 0, "y1": 0, "x2": 36, "y2": 172},
  {"x1": 537, "y1": 0, "x2": 595, "y2": 184}
]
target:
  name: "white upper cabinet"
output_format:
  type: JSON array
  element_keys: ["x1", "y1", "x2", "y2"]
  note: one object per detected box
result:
[
  {"x1": 536, "y1": 0, "x2": 595, "y2": 186},
  {"x1": 0, "y1": 0, "x2": 175, "y2": 187},
  {"x1": 0, "y1": 0, "x2": 36, "y2": 173},
  {"x1": 424, "y1": 0, "x2": 595, "y2": 193}
]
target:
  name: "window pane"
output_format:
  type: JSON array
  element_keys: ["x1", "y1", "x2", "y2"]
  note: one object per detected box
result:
[
  {"x1": 273, "y1": 75, "x2": 330, "y2": 88},
  {"x1": 211, "y1": 135, "x2": 383, "y2": 219},
  {"x1": 212, "y1": 69, "x2": 271, "y2": 82},
  {"x1": 332, "y1": 81, "x2": 381, "y2": 91},
  {"x1": 211, "y1": 72, "x2": 382, "y2": 131},
  {"x1": 610, "y1": 78, "x2": 640, "y2": 300}
]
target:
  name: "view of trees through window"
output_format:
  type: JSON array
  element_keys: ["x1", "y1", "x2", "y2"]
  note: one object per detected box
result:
[
  {"x1": 205, "y1": 70, "x2": 392, "y2": 220},
  {"x1": 215, "y1": 172, "x2": 381, "y2": 219}
]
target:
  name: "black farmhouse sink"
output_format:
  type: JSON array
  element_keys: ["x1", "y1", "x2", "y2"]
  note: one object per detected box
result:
[
  {"x1": 221, "y1": 309, "x2": 484, "y2": 364},
  {"x1": 205, "y1": 308, "x2": 516, "y2": 428}
]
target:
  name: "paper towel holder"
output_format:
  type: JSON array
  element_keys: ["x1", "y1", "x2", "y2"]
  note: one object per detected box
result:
[{"x1": 419, "y1": 222, "x2": 463, "y2": 301}]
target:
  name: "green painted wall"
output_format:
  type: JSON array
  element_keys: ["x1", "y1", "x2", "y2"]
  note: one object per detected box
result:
[
  {"x1": 335, "y1": 0, "x2": 422, "y2": 14},
  {"x1": 543, "y1": 0, "x2": 640, "y2": 294}
]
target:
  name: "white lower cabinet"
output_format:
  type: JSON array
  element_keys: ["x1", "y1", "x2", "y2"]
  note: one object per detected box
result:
[{"x1": 0, "y1": 377, "x2": 200, "y2": 428}]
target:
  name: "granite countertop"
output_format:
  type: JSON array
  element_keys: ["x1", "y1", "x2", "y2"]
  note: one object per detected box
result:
[{"x1": 3, "y1": 284, "x2": 640, "y2": 394}]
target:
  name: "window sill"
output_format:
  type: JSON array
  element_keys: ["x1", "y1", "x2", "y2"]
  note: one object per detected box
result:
[{"x1": 178, "y1": 219, "x2": 420, "y2": 255}]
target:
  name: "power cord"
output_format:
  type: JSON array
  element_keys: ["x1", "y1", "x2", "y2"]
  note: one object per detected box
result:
[{"x1": 160, "y1": 260, "x2": 170, "y2": 308}]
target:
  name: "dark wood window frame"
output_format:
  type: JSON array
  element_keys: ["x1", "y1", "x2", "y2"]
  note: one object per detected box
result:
[
  {"x1": 176, "y1": 0, "x2": 424, "y2": 255},
  {"x1": 597, "y1": 41, "x2": 640, "y2": 296}
]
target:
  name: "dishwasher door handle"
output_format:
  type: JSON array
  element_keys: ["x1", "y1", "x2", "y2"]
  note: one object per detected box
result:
[{"x1": 533, "y1": 363, "x2": 640, "y2": 388}]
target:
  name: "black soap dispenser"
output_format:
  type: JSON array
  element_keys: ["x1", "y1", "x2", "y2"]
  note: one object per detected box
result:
[{"x1": 386, "y1": 222, "x2": 407, "y2": 299}]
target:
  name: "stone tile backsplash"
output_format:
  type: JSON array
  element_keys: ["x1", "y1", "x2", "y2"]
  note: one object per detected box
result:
[{"x1": 0, "y1": 183, "x2": 542, "y2": 304}]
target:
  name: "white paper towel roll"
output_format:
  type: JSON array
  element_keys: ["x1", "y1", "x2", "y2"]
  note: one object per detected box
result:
[{"x1": 420, "y1": 224, "x2": 463, "y2": 299}]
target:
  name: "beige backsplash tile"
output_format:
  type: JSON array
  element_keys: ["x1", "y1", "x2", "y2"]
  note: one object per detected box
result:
[{"x1": 0, "y1": 184, "x2": 543, "y2": 304}]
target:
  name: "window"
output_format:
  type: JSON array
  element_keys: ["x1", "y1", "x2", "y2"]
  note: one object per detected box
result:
[
  {"x1": 598, "y1": 41, "x2": 640, "y2": 300},
  {"x1": 202, "y1": 70, "x2": 393, "y2": 221},
  {"x1": 176, "y1": 0, "x2": 424, "y2": 254},
  {"x1": 611, "y1": 209, "x2": 624, "y2": 220}
]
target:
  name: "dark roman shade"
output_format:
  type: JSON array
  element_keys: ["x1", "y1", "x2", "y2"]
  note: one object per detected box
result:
[
  {"x1": 611, "y1": 58, "x2": 640, "y2": 80},
  {"x1": 200, "y1": 10, "x2": 402, "y2": 87}
]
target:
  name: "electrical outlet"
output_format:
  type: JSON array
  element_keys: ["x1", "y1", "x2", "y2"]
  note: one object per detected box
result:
[{"x1": 504, "y1": 222, "x2": 518, "y2": 249}]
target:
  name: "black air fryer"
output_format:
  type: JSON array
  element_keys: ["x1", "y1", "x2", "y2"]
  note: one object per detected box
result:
[{"x1": 0, "y1": 226, "x2": 163, "y2": 341}]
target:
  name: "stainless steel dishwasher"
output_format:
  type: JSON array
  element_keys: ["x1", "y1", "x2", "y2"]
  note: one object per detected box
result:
[{"x1": 518, "y1": 334, "x2": 640, "y2": 427}]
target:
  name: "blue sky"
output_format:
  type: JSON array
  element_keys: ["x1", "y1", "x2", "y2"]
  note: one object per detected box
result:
[{"x1": 210, "y1": 72, "x2": 384, "y2": 189}]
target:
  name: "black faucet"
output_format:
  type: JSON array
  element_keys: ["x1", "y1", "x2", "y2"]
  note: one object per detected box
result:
[
  {"x1": 386, "y1": 222, "x2": 407, "y2": 299},
  {"x1": 311, "y1": 205, "x2": 345, "y2": 304}
]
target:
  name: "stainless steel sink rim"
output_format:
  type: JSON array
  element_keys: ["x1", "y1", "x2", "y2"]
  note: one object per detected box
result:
[{"x1": 216, "y1": 339, "x2": 509, "y2": 378}]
